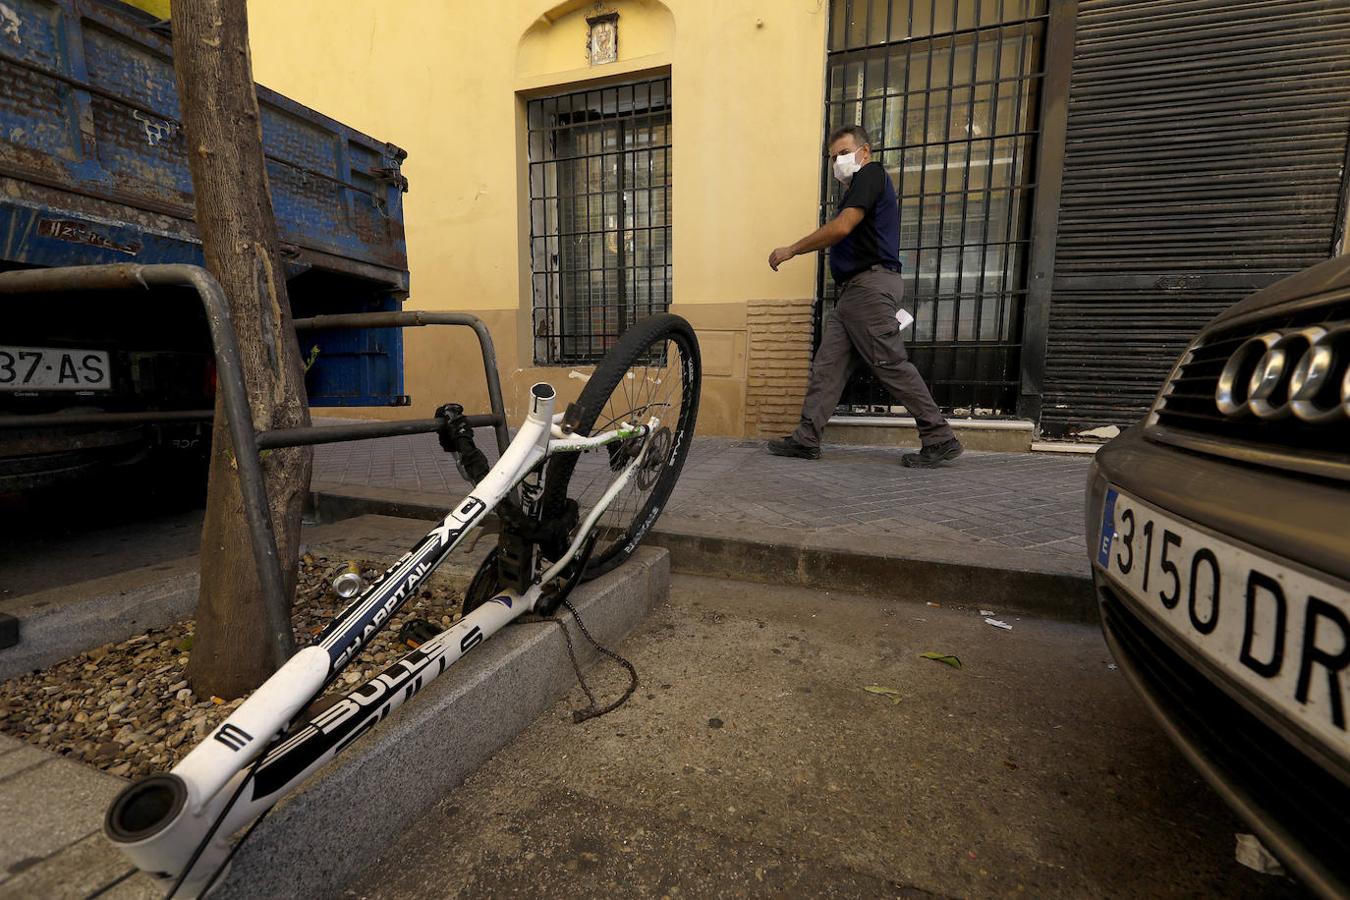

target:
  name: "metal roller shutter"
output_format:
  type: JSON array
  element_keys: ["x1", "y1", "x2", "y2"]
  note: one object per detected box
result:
[{"x1": 1040, "y1": 0, "x2": 1350, "y2": 438}]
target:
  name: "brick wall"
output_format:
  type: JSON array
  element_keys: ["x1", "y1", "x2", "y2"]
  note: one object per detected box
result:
[{"x1": 744, "y1": 297, "x2": 814, "y2": 437}]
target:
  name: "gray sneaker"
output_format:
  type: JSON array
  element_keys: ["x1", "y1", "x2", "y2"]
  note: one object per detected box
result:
[
  {"x1": 767, "y1": 436, "x2": 821, "y2": 460},
  {"x1": 901, "y1": 438, "x2": 963, "y2": 468}
]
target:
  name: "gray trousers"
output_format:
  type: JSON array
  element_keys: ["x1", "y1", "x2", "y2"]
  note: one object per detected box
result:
[{"x1": 792, "y1": 267, "x2": 955, "y2": 449}]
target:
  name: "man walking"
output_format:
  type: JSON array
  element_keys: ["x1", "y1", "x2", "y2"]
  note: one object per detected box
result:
[{"x1": 766, "y1": 125, "x2": 962, "y2": 468}]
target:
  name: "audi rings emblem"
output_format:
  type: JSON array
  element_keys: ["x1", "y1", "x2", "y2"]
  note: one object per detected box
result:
[{"x1": 1216, "y1": 323, "x2": 1350, "y2": 422}]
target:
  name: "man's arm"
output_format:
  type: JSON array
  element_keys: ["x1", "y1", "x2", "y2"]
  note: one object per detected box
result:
[{"x1": 768, "y1": 208, "x2": 864, "y2": 271}]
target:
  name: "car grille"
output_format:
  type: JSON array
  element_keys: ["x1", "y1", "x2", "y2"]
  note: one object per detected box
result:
[
  {"x1": 1147, "y1": 295, "x2": 1350, "y2": 481},
  {"x1": 1100, "y1": 586, "x2": 1350, "y2": 892}
]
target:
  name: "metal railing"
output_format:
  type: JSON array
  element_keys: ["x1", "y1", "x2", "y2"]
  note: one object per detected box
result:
[{"x1": 0, "y1": 264, "x2": 508, "y2": 656}]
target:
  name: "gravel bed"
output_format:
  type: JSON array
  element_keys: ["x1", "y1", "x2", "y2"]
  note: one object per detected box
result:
[{"x1": 0, "y1": 553, "x2": 464, "y2": 780}]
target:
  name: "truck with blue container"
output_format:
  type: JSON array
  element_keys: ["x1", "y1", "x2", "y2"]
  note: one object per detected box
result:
[{"x1": 0, "y1": 0, "x2": 408, "y2": 491}]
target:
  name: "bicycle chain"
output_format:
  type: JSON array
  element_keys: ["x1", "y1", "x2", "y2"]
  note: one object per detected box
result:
[{"x1": 552, "y1": 597, "x2": 638, "y2": 723}]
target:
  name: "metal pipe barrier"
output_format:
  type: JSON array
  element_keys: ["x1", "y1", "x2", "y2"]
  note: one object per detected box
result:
[
  {"x1": 291, "y1": 310, "x2": 510, "y2": 456},
  {"x1": 0, "y1": 264, "x2": 509, "y2": 653}
]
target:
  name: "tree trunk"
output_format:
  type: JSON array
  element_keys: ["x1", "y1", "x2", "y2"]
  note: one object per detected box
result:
[{"x1": 173, "y1": 0, "x2": 312, "y2": 698}]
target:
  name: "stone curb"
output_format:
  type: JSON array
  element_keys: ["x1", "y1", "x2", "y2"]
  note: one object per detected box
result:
[
  {"x1": 0, "y1": 515, "x2": 477, "y2": 682},
  {"x1": 310, "y1": 486, "x2": 1096, "y2": 624},
  {"x1": 306, "y1": 482, "x2": 495, "y2": 528},
  {"x1": 0, "y1": 547, "x2": 669, "y2": 899},
  {"x1": 218, "y1": 545, "x2": 668, "y2": 898},
  {"x1": 0, "y1": 564, "x2": 200, "y2": 682},
  {"x1": 644, "y1": 521, "x2": 1096, "y2": 624}
]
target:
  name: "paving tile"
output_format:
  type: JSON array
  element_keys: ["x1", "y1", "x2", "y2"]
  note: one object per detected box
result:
[
  {"x1": 314, "y1": 435, "x2": 1092, "y2": 565},
  {"x1": 0, "y1": 758, "x2": 123, "y2": 878},
  {"x1": 0, "y1": 832, "x2": 142, "y2": 898},
  {"x1": 0, "y1": 744, "x2": 48, "y2": 781}
]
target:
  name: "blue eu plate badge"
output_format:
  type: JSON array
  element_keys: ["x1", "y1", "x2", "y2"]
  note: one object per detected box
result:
[{"x1": 1097, "y1": 488, "x2": 1118, "y2": 567}]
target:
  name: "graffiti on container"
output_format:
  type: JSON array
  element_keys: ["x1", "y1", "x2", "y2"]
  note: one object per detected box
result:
[
  {"x1": 132, "y1": 110, "x2": 178, "y2": 147},
  {"x1": 37, "y1": 219, "x2": 142, "y2": 256}
]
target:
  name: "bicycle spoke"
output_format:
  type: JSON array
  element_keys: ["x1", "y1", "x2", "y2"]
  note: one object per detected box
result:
[{"x1": 545, "y1": 324, "x2": 697, "y2": 575}]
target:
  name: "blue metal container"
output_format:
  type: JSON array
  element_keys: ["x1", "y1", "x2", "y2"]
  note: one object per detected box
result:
[{"x1": 0, "y1": 0, "x2": 409, "y2": 406}]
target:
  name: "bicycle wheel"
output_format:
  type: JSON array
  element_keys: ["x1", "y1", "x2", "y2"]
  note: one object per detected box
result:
[{"x1": 541, "y1": 313, "x2": 700, "y2": 580}]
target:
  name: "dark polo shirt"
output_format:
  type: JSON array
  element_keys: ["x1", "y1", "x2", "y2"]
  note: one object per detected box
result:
[{"x1": 829, "y1": 161, "x2": 901, "y2": 284}]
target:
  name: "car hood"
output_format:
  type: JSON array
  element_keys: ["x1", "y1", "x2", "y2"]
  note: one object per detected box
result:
[{"x1": 1217, "y1": 254, "x2": 1350, "y2": 326}]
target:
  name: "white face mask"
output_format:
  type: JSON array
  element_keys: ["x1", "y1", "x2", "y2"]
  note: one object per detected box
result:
[{"x1": 832, "y1": 149, "x2": 862, "y2": 185}]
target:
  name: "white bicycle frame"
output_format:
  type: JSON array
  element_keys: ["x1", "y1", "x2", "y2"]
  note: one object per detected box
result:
[{"x1": 105, "y1": 382, "x2": 657, "y2": 897}]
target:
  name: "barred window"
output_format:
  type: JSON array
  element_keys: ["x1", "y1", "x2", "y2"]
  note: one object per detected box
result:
[
  {"x1": 528, "y1": 77, "x2": 672, "y2": 365},
  {"x1": 822, "y1": 0, "x2": 1047, "y2": 415}
]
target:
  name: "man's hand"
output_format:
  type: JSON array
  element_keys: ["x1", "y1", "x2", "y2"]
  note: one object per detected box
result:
[{"x1": 768, "y1": 209, "x2": 863, "y2": 272}]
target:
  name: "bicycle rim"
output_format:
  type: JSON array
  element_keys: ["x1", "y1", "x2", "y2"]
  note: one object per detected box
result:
[{"x1": 542, "y1": 314, "x2": 700, "y2": 579}]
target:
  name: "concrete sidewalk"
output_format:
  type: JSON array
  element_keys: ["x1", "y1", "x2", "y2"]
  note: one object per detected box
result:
[
  {"x1": 311, "y1": 432, "x2": 1097, "y2": 621},
  {"x1": 350, "y1": 574, "x2": 1291, "y2": 899}
]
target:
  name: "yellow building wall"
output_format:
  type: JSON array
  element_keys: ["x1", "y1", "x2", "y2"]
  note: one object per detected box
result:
[
  {"x1": 119, "y1": 0, "x2": 170, "y2": 18},
  {"x1": 246, "y1": 1, "x2": 828, "y2": 436}
]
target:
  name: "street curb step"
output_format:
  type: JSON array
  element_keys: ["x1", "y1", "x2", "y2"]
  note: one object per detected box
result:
[
  {"x1": 644, "y1": 519, "x2": 1096, "y2": 625},
  {"x1": 0, "y1": 516, "x2": 489, "y2": 683},
  {"x1": 309, "y1": 487, "x2": 1097, "y2": 625},
  {"x1": 0, "y1": 549, "x2": 668, "y2": 899},
  {"x1": 0, "y1": 564, "x2": 200, "y2": 682},
  {"x1": 307, "y1": 481, "x2": 499, "y2": 529}
]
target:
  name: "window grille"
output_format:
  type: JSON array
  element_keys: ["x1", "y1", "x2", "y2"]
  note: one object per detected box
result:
[{"x1": 528, "y1": 77, "x2": 672, "y2": 365}]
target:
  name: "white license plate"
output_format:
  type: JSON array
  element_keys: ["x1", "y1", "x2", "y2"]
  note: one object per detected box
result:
[
  {"x1": 1098, "y1": 486, "x2": 1350, "y2": 758},
  {"x1": 0, "y1": 346, "x2": 110, "y2": 391}
]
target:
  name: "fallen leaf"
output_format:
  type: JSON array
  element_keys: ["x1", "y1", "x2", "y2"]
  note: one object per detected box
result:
[
  {"x1": 920, "y1": 652, "x2": 962, "y2": 669},
  {"x1": 863, "y1": 685, "x2": 903, "y2": 705}
]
